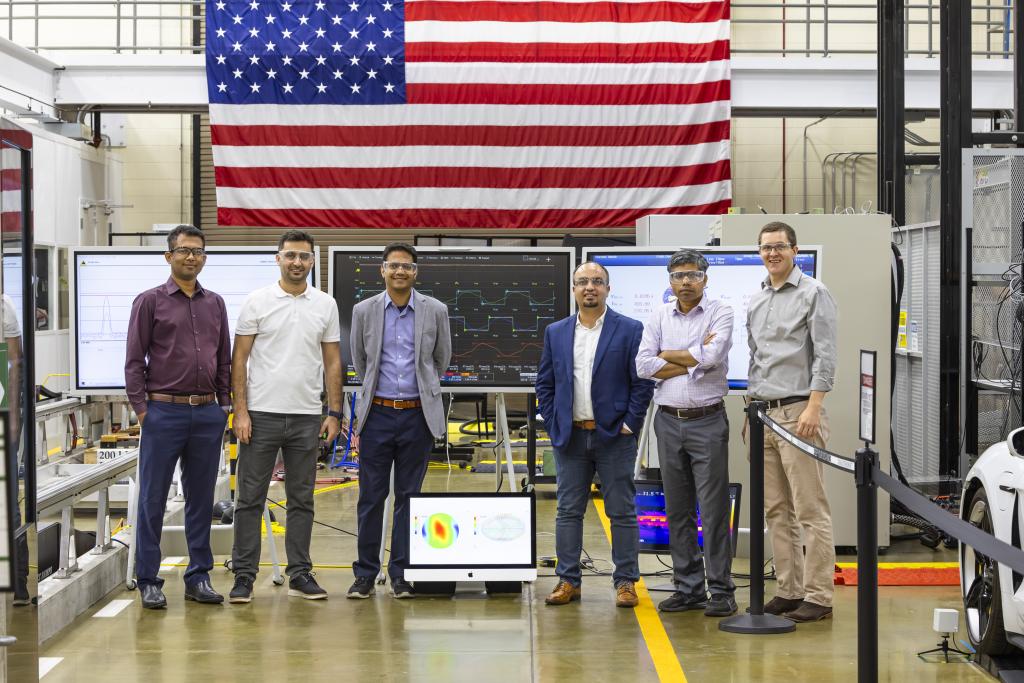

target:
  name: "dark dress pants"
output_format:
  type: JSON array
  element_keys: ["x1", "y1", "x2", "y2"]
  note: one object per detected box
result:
[
  {"x1": 353, "y1": 404, "x2": 433, "y2": 581},
  {"x1": 135, "y1": 400, "x2": 226, "y2": 587}
]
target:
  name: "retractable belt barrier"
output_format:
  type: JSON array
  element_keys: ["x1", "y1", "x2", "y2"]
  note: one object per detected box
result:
[{"x1": 721, "y1": 399, "x2": 1024, "y2": 683}]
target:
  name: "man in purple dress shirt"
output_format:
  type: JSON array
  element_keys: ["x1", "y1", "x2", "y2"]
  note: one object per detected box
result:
[
  {"x1": 125, "y1": 225, "x2": 231, "y2": 609},
  {"x1": 636, "y1": 248, "x2": 737, "y2": 617}
]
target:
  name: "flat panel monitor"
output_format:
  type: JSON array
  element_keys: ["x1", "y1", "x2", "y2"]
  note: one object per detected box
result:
[
  {"x1": 582, "y1": 247, "x2": 819, "y2": 390},
  {"x1": 330, "y1": 247, "x2": 573, "y2": 391},
  {"x1": 636, "y1": 480, "x2": 742, "y2": 556},
  {"x1": 71, "y1": 247, "x2": 317, "y2": 394},
  {"x1": 406, "y1": 493, "x2": 537, "y2": 582}
]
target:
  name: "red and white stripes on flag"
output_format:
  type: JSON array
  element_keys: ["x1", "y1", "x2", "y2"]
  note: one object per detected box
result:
[
  {"x1": 1, "y1": 143, "x2": 26, "y2": 235},
  {"x1": 210, "y1": 0, "x2": 731, "y2": 230}
]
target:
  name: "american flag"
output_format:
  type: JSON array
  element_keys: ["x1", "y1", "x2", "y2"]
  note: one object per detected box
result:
[
  {"x1": 0, "y1": 129, "x2": 30, "y2": 234},
  {"x1": 206, "y1": 0, "x2": 731, "y2": 230}
]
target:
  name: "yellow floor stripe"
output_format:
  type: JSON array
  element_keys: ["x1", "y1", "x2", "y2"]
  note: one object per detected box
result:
[{"x1": 592, "y1": 498, "x2": 687, "y2": 683}]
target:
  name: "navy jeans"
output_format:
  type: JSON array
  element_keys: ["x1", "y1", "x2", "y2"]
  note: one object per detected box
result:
[
  {"x1": 135, "y1": 400, "x2": 226, "y2": 587},
  {"x1": 353, "y1": 404, "x2": 433, "y2": 581},
  {"x1": 554, "y1": 428, "x2": 639, "y2": 587}
]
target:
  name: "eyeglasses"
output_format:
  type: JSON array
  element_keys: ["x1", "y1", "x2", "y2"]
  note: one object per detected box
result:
[
  {"x1": 669, "y1": 270, "x2": 705, "y2": 283},
  {"x1": 759, "y1": 243, "x2": 792, "y2": 255},
  {"x1": 279, "y1": 250, "x2": 314, "y2": 262},
  {"x1": 170, "y1": 247, "x2": 205, "y2": 258},
  {"x1": 573, "y1": 277, "x2": 607, "y2": 287},
  {"x1": 383, "y1": 261, "x2": 418, "y2": 272}
]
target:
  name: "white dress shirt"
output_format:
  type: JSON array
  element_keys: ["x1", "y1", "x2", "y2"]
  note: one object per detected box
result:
[{"x1": 572, "y1": 310, "x2": 605, "y2": 421}]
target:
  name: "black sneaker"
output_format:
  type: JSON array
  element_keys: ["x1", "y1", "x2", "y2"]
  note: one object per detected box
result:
[
  {"x1": 657, "y1": 592, "x2": 707, "y2": 612},
  {"x1": 288, "y1": 572, "x2": 328, "y2": 600},
  {"x1": 346, "y1": 576, "x2": 376, "y2": 599},
  {"x1": 391, "y1": 578, "x2": 415, "y2": 599},
  {"x1": 704, "y1": 593, "x2": 738, "y2": 617},
  {"x1": 229, "y1": 575, "x2": 254, "y2": 604}
]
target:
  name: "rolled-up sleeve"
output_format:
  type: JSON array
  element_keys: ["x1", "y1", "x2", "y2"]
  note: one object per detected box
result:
[
  {"x1": 687, "y1": 303, "x2": 734, "y2": 381},
  {"x1": 807, "y1": 285, "x2": 839, "y2": 392},
  {"x1": 635, "y1": 309, "x2": 667, "y2": 379},
  {"x1": 124, "y1": 293, "x2": 153, "y2": 416}
]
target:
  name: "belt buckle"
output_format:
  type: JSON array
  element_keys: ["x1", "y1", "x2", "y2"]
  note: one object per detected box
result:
[{"x1": 188, "y1": 394, "x2": 201, "y2": 406}]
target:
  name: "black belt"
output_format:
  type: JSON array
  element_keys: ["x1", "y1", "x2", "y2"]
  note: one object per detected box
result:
[
  {"x1": 755, "y1": 395, "x2": 809, "y2": 410},
  {"x1": 659, "y1": 402, "x2": 723, "y2": 420}
]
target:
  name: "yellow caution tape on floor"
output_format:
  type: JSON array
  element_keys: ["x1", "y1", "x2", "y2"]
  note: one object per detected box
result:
[{"x1": 593, "y1": 498, "x2": 688, "y2": 683}]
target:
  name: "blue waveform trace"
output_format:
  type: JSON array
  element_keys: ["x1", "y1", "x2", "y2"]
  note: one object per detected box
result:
[{"x1": 449, "y1": 316, "x2": 555, "y2": 333}]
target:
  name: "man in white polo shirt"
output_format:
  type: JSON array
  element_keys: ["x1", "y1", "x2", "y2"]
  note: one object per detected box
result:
[{"x1": 228, "y1": 230, "x2": 343, "y2": 603}]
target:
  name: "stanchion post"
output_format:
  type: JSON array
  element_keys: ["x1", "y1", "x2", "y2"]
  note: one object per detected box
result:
[
  {"x1": 720, "y1": 401, "x2": 795, "y2": 634},
  {"x1": 855, "y1": 445, "x2": 879, "y2": 683}
]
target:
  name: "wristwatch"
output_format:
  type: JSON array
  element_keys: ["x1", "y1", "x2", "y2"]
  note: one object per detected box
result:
[{"x1": 327, "y1": 409, "x2": 344, "y2": 419}]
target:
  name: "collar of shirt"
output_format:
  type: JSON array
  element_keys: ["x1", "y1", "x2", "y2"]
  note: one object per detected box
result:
[
  {"x1": 671, "y1": 293, "x2": 708, "y2": 317},
  {"x1": 762, "y1": 265, "x2": 804, "y2": 291},
  {"x1": 273, "y1": 281, "x2": 312, "y2": 299},
  {"x1": 162, "y1": 276, "x2": 204, "y2": 297},
  {"x1": 575, "y1": 308, "x2": 607, "y2": 331},
  {"x1": 385, "y1": 290, "x2": 416, "y2": 311}
]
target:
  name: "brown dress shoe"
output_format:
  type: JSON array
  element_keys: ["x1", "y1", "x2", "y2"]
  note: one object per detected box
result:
[
  {"x1": 757, "y1": 596, "x2": 804, "y2": 616},
  {"x1": 615, "y1": 582, "x2": 639, "y2": 608},
  {"x1": 784, "y1": 600, "x2": 833, "y2": 622},
  {"x1": 545, "y1": 581, "x2": 581, "y2": 605}
]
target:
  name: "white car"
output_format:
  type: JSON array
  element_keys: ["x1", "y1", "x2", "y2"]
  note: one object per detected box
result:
[{"x1": 961, "y1": 426, "x2": 1024, "y2": 655}]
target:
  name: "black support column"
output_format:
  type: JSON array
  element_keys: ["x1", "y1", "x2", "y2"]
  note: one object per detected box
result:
[
  {"x1": 939, "y1": 0, "x2": 972, "y2": 474},
  {"x1": 877, "y1": 0, "x2": 905, "y2": 225}
]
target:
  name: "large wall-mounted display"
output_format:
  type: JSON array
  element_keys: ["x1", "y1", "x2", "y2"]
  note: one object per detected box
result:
[
  {"x1": 331, "y1": 247, "x2": 573, "y2": 392},
  {"x1": 583, "y1": 247, "x2": 819, "y2": 390},
  {"x1": 71, "y1": 247, "x2": 317, "y2": 394}
]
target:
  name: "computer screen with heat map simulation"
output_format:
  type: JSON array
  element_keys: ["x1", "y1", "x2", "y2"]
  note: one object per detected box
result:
[
  {"x1": 636, "y1": 481, "x2": 742, "y2": 556},
  {"x1": 406, "y1": 494, "x2": 536, "y2": 581}
]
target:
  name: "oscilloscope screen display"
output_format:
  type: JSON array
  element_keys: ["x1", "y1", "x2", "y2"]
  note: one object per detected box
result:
[{"x1": 332, "y1": 249, "x2": 572, "y2": 389}]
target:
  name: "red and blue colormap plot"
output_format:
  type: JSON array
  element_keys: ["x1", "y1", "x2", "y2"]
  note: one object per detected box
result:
[{"x1": 422, "y1": 513, "x2": 459, "y2": 549}]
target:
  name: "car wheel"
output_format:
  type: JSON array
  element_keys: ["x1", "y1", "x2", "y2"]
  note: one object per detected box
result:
[{"x1": 962, "y1": 487, "x2": 1014, "y2": 655}]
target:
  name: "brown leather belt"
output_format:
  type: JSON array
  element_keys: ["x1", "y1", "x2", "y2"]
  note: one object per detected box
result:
[
  {"x1": 572, "y1": 420, "x2": 597, "y2": 430},
  {"x1": 755, "y1": 396, "x2": 809, "y2": 410},
  {"x1": 148, "y1": 392, "x2": 216, "y2": 406},
  {"x1": 660, "y1": 402, "x2": 724, "y2": 420},
  {"x1": 372, "y1": 397, "x2": 422, "y2": 410}
]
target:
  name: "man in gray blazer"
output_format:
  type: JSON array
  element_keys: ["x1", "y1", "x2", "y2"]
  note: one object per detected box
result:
[{"x1": 347, "y1": 242, "x2": 452, "y2": 599}]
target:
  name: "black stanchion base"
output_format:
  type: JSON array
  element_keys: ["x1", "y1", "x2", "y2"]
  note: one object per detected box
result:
[{"x1": 718, "y1": 613, "x2": 795, "y2": 634}]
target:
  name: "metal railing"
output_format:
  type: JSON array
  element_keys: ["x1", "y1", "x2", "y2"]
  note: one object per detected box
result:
[{"x1": 0, "y1": 0, "x2": 1017, "y2": 58}]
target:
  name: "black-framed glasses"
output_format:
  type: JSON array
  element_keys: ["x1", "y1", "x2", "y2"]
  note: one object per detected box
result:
[
  {"x1": 573, "y1": 277, "x2": 607, "y2": 287},
  {"x1": 279, "y1": 250, "x2": 314, "y2": 262},
  {"x1": 383, "y1": 261, "x2": 417, "y2": 272},
  {"x1": 170, "y1": 247, "x2": 205, "y2": 257},
  {"x1": 758, "y1": 243, "x2": 792, "y2": 255},
  {"x1": 669, "y1": 270, "x2": 705, "y2": 283}
]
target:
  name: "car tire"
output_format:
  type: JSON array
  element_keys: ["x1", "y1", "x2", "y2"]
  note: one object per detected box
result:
[{"x1": 962, "y1": 486, "x2": 1014, "y2": 656}]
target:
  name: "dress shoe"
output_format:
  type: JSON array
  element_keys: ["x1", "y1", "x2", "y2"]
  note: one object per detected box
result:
[
  {"x1": 140, "y1": 584, "x2": 167, "y2": 609},
  {"x1": 784, "y1": 600, "x2": 833, "y2": 622},
  {"x1": 544, "y1": 580, "x2": 581, "y2": 605},
  {"x1": 184, "y1": 580, "x2": 224, "y2": 604},
  {"x1": 615, "y1": 581, "x2": 639, "y2": 608},
  {"x1": 657, "y1": 592, "x2": 706, "y2": 612},
  {"x1": 747, "y1": 595, "x2": 803, "y2": 616},
  {"x1": 705, "y1": 594, "x2": 738, "y2": 617}
]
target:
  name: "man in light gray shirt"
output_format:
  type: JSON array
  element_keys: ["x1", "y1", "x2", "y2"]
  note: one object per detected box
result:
[{"x1": 747, "y1": 221, "x2": 838, "y2": 623}]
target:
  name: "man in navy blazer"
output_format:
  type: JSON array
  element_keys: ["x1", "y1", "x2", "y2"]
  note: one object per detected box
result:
[{"x1": 536, "y1": 261, "x2": 654, "y2": 608}]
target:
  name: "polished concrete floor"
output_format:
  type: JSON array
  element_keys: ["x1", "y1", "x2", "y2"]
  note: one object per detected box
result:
[{"x1": 40, "y1": 467, "x2": 989, "y2": 682}]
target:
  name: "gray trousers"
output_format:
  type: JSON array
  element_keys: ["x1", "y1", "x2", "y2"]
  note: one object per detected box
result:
[
  {"x1": 231, "y1": 411, "x2": 322, "y2": 579},
  {"x1": 655, "y1": 408, "x2": 735, "y2": 598}
]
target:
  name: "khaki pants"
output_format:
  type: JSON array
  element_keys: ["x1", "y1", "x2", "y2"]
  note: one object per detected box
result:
[{"x1": 762, "y1": 401, "x2": 835, "y2": 608}]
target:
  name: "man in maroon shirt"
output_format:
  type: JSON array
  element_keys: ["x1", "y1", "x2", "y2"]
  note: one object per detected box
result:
[{"x1": 125, "y1": 225, "x2": 231, "y2": 609}]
